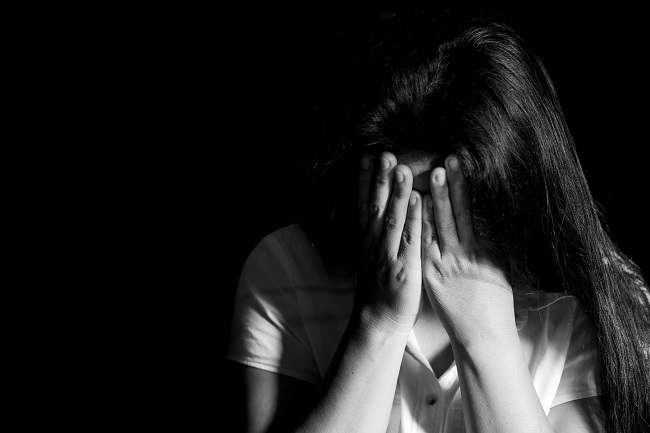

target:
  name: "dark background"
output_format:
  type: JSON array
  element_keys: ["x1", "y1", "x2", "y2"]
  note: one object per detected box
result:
[
  {"x1": 32, "y1": 3, "x2": 647, "y2": 429},
  {"x1": 124, "y1": 2, "x2": 648, "y2": 423}
]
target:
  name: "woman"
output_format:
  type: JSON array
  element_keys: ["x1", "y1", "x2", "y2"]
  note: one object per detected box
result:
[{"x1": 225, "y1": 9, "x2": 649, "y2": 433}]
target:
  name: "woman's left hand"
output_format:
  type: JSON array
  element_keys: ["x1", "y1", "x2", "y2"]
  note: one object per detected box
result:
[{"x1": 421, "y1": 155, "x2": 517, "y2": 348}]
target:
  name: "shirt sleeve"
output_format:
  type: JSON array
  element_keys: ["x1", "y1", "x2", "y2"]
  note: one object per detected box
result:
[
  {"x1": 225, "y1": 231, "x2": 321, "y2": 386},
  {"x1": 551, "y1": 305, "x2": 603, "y2": 407}
]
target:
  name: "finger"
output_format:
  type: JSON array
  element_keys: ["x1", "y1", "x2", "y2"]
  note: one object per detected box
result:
[
  {"x1": 421, "y1": 193, "x2": 441, "y2": 261},
  {"x1": 445, "y1": 155, "x2": 475, "y2": 246},
  {"x1": 430, "y1": 167, "x2": 460, "y2": 253},
  {"x1": 369, "y1": 152, "x2": 397, "y2": 242},
  {"x1": 398, "y1": 190, "x2": 422, "y2": 261},
  {"x1": 384, "y1": 164, "x2": 414, "y2": 258},
  {"x1": 357, "y1": 154, "x2": 374, "y2": 232}
]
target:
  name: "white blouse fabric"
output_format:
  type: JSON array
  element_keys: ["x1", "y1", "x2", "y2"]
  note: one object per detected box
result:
[{"x1": 226, "y1": 224, "x2": 602, "y2": 433}]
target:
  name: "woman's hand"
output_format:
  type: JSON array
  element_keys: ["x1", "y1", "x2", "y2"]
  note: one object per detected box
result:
[
  {"x1": 356, "y1": 151, "x2": 423, "y2": 335},
  {"x1": 421, "y1": 155, "x2": 516, "y2": 347}
]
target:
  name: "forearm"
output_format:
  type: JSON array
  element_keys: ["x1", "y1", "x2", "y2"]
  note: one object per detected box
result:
[
  {"x1": 452, "y1": 329, "x2": 554, "y2": 433},
  {"x1": 294, "y1": 311, "x2": 410, "y2": 433}
]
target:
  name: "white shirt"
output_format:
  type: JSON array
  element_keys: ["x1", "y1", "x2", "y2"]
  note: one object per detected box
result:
[{"x1": 226, "y1": 223, "x2": 602, "y2": 432}]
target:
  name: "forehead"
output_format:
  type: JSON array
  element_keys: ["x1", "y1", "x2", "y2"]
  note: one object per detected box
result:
[{"x1": 395, "y1": 151, "x2": 443, "y2": 193}]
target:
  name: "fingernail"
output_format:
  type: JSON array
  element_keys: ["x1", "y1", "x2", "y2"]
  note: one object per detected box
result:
[
  {"x1": 381, "y1": 156, "x2": 390, "y2": 171},
  {"x1": 425, "y1": 196, "x2": 433, "y2": 209},
  {"x1": 435, "y1": 171, "x2": 446, "y2": 186},
  {"x1": 409, "y1": 192, "x2": 418, "y2": 206},
  {"x1": 447, "y1": 156, "x2": 459, "y2": 171},
  {"x1": 360, "y1": 155, "x2": 370, "y2": 170},
  {"x1": 395, "y1": 170, "x2": 404, "y2": 183}
]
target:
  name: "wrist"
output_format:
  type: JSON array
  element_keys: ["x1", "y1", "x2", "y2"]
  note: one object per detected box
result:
[
  {"x1": 450, "y1": 323, "x2": 521, "y2": 364},
  {"x1": 441, "y1": 301, "x2": 519, "y2": 350},
  {"x1": 346, "y1": 305, "x2": 415, "y2": 350}
]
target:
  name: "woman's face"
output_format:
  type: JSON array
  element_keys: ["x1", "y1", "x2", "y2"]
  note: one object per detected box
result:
[{"x1": 395, "y1": 152, "x2": 443, "y2": 196}]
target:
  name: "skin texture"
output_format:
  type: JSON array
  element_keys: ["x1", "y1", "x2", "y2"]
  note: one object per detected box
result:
[
  {"x1": 230, "y1": 150, "x2": 605, "y2": 433},
  {"x1": 355, "y1": 151, "x2": 423, "y2": 334},
  {"x1": 422, "y1": 156, "x2": 517, "y2": 347}
]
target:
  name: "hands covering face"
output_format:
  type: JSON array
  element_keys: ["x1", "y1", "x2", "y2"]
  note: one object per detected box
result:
[
  {"x1": 356, "y1": 152, "x2": 423, "y2": 335},
  {"x1": 357, "y1": 151, "x2": 515, "y2": 344}
]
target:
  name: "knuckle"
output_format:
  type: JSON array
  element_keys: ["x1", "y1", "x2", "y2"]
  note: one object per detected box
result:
[
  {"x1": 359, "y1": 169, "x2": 372, "y2": 181},
  {"x1": 393, "y1": 189, "x2": 409, "y2": 200},
  {"x1": 369, "y1": 203, "x2": 384, "y2": 219},
  {"x1": 383, "y1": 214, "x2": 401, "y2": 232},
  {"x1": 401, "y1": 229, "x2": 416, "y2": 247},
  {"x1": 375, "y1": 172, "x2": 389, "y2": 186},
  {"x1": 404, "y1": 211, "x2": 417, "y2": 223},
  {"x1": 424, "y1": 266, "x2": 443, "y2": 281},
  {"x1": 434, "y1": 188, "x2": 449, "y2": 199},
  {"x1": 423, "y1": 213, "x2": 436, "y2": 224},
  {"x1": 439, "y1": 220, "x2": 457, "y2": 232},
  {"x1": 423, "y1": 233, "x2": 437, "y2": 245},
  {"x1": 395, "y1": 267, "x2": 407, "y2": 284},
  {"x1": 452, "y1": 255, "x2": 464, "y2": 270},
  {"x1": 402, "y1": 218, "x2": 419, "y2": 241},
  {"x1": 392, "y1": 183, "x2": 410, "y2": 199},
  {"x1": 357, "y1": 199, "x2": 369, "y2": 213},
  {"x1": 457, "y1": 210, "x2": 471, "y2": 223},
  {"x1": 467, "y1": 248, "x2": 481, "y2": 261}
]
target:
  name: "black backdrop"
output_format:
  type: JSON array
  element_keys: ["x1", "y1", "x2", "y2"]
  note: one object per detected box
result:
[{"x1": 130, "y1": 3, "x2": 648, "y2": 422}]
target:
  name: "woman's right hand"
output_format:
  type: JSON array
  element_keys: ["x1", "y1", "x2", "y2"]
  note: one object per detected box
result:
[{"x1": 355, "y1": 151, "x2": 423, "y2": 335}]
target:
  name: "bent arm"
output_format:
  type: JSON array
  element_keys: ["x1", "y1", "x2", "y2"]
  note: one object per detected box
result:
[
  {"x1": 231, "y1": 315, "x2": 409, "y2": 433},
  {"x1": 453, "y1": 330, "x2": 555, "y2": 433},
  {"x1": 293, "y1": 315, "x2": 409, "y2": 433},
  {"x1": 231, "y1": 153, "x2": 424, "y2": 433},
  {"x1": 548, "y1": 397, "x2": 606, "y2": 433},
  {"x1": 453, "y1": 331, "x2": 605, "y2": 433},
  {"x1": 225, "y1": 360, "x2": 318, "y2": 433},
  {"x1": 423, "y1": 158, "x2": 604, "y2": 433}
]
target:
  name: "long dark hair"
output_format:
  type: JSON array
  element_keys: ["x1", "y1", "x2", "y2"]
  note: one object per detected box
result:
[{"x1": 299, "y1": 9, "x2": 650, "y2": 433}]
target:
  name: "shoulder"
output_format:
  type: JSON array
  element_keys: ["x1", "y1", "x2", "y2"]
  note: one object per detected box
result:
[
  {"x1": 516, "y1": 291, "x2": 602, "y2": 413},
  {"x1": 256, "y1": 223, "x2": 350, "y2": 274},
  {"x1": 517, "y1": 291, "x2": 596, "y2": 344},
  {"x1": 514, "y1": 290, "x2": 577, "y2": 331},
  {"x1": 251, "y1": 223, "x2": 314, "y2": 260},
  {"x1": 516, "y1": 290, "x2": 600, "y2": 359},
  {"x1": 243, "y1": 224, "x2": 311, "y2": 269},
  {"x1": 242, "y1": 223, "x2": 345, "y2": 290},
  {"x1": 515, "y1": 291, "x2": 582, "y2": 367}
]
